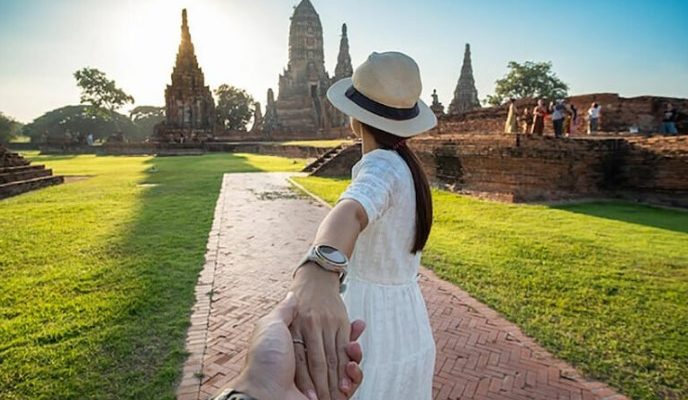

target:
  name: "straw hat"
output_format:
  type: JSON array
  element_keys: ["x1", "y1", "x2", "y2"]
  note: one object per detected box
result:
[{"x1": 327, "y1": 51, "x2": 437, "y2": 137}]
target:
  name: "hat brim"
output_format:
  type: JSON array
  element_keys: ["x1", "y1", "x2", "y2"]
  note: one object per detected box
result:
[{"x1": 327, "y1": 78, "x2": 438, "y2": 138}]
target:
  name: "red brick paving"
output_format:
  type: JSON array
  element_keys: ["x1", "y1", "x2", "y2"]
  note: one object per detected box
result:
[{"x1": 176, "y1": 172, "x2": 627, "y2": 400}]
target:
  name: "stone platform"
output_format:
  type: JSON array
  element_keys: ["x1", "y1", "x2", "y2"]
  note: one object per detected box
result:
[{"x1": 0, "y1": 146, "x2": 63, "y2": 200}]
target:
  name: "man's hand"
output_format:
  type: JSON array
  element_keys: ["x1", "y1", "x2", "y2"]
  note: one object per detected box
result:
[{"x1": 224, "y1": 292, "x2": 365, "y2": 400}]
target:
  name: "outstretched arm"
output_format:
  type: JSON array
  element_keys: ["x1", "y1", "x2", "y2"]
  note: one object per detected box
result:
[{"x1": 290, "y1": 199, "x2": 367, "y2": 400}]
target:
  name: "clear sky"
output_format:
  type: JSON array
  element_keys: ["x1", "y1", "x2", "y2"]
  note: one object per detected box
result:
[{"x1": 1, "y1": 0, "x2": 687, "y2": 123}]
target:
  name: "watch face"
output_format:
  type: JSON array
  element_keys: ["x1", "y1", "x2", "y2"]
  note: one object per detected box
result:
[{"x1": 318, "y1": 245, "x2": 347, "y2": 264}]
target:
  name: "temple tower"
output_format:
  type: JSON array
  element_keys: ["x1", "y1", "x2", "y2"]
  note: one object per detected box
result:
[
  {"x1": 448, "y1": 44, "x2": 481, "y2": 115},
  {"x1": 270, "y1": 0, "x2": 342, "y2": 136},
  {"x1": 155, "y1": 9, "x2": 216, "y2": 141},
  {"x1": 334, "y1": 23, "x2": 353, "y2": 81}
]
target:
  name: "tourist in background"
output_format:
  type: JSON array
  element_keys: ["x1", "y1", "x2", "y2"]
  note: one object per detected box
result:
[
  {"x1": 550, "y1": 100, "x2": 567, "y2": 138},
  {"x1": 661, "y1": 103, "x2": 678, "y2": 135},
  {"x1": 587, "y1": 102, "x2": 601, "y2": 134},
  {"x1": 568, "y1": 104, "x2": 579, "y2": 136},
  {"x1": 504, "y1": 98, "x2": 518, "y2": 134},
  {"x1": 531, "y1": 99, "x2": 547, "y2": 135},
  {"x1": 290, "y1": 52, "x2": 437, "y2": 400},
  {"x1": 522, "y1": 107, "x2": 532, "y2": 134}
]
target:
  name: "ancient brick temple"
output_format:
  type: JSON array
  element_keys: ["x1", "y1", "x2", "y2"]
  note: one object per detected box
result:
[
  {"x1": 154, "y1": 9, "x2": 216, "y2": 142},
  {"x1": 448, "y1": 44, "x2": 481, "y2": 115},
  {"x1": 265, "y1": 0, "x2": 350, "y2": 138}
]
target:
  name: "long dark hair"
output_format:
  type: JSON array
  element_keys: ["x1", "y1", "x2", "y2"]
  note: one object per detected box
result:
[{"x1": 361, "y1": 122, "x2": 433, "y2": 253}]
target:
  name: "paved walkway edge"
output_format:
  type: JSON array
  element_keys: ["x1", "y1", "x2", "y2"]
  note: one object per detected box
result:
[{"x1": 176, "y1": 175, "x2": 229, "y2": 400}]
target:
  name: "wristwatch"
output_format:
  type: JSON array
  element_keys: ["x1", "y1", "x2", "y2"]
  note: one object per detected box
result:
[
  {"x1": 211, "y1": 388, "x2": 258, "y2": 400},
  {"x1": 295, "y1": 245, "x2": 349, "y2": 293}
]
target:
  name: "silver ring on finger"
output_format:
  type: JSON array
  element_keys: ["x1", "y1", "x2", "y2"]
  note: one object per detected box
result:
[{"x1": 293, "y1": 338, "x2": 307, "y2": 351}]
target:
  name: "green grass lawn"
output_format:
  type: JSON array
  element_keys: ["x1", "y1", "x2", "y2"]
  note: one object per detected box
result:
[
  {"x1": 0, "y1": 153, "x2": 305, "y2": 400},
  {"x1": 293, "y1": 176, "x2": 688, "y2": 400},
  {"x1": 279, "y1": 139, "x2": 353, "y2": 148}
]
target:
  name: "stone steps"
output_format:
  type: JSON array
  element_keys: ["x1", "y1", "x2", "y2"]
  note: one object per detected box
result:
[
  {"x1": 0, "y1": 145, "x2": 64, "y2": 200},
  {"x1": 0, "y1": 165, "x2": 45, "y2": 175},
  {"x1": 0, "y1": 167, "x2": 52, "y2": 184},
  {"x1": 0, "y1": 175, "x2": 64, "y2": 200},
  {"x1": 302, "y1": 144, "x2": 348, "y2": 173}
]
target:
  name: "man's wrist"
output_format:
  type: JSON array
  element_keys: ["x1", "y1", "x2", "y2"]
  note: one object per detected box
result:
[{"x1": 229, "y1": 371, "x2": 278, "y2": 400}]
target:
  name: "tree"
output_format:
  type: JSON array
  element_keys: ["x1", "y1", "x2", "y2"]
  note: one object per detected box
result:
[
  {"x1": 74, "y1": 68, "x2": 134, "y2": 120},
  {"x1": 0, "y1": 112, "x2": 20, "y2": 144},
  {"x1": 22, "y1": 105, "x2": 138, "y2": 143},
  {"x1": 130, "y1": 106, "x2": 165, "y2": 139},
  {"x1": 214, "y1": 84, "x2": 254, "y2": 131},
  {"x1": 486, "y1": 61, "x2": 569, "y2": 106}
]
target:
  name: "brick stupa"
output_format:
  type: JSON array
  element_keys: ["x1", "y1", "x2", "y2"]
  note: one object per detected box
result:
[
  {"x1": 448, "y1": 44, "x2": 481, "y2": 115},
  {"x1": 154, "y1": 9, "x2": 216, "y2": 142},
  {"x1": 264, "y1": 0, "x2": 349, "y2": 136}
]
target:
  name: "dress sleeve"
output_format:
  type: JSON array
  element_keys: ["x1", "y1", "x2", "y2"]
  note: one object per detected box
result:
[{"x1": 338, "y1": 150, "x2": 398, "y2": 225}]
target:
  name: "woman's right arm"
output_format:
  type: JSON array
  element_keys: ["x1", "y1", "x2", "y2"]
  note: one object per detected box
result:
[{"x1": 290, "y1": 199, "x2": 368, "y2": 400}]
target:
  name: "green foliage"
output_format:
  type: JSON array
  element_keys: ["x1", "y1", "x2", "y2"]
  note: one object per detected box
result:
[
  {"x1": 214, "y1": 84, "x2": 255, "y2": 131},
  {"x1": 22, "y1": 105, "x2": 138, "y2": 142},
  {"x1": 130, "y1": 106, "x2": 165, "y2": 139},
  {"x1": 486, "y1": 61, "x2": 569, "y2": 106},
  {"x1": 1, "y1": 112, "x2": 20, "y2": 144},
  {"x1": 74, "y1": 67, "x2": 134, "y2": 120},
  {"x1": 0, "y1": 153, "x2": 305, "y2": 399},
  {"x1": 294, "y1": 176, "x2": 688, "y2": 400}
]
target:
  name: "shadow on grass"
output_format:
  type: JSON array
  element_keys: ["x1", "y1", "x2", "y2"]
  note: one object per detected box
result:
[
  {"x1": 90, "y1": 154, "x2": 273, "y2": 399},
  {"x1": 553, "y1": 201, "x2": 688, "y2": 234}
]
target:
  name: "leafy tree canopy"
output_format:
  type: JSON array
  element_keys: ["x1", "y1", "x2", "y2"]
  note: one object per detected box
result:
[
  {"x1": 486, "y1": 61, "x2": 569, "y2": 106},
  {"x1": 214, "y1": 84, "x2": 255, "y2": 131},
  {"x1": 74, "y1": 67, "x2": 134, "y2": 120},
  {"x1": 22, "y1": 105, "x2": 138, "y2": 142},
  {"x1": 1, "y1": 112, "x2": 19, "y2": 144},
  {"x1": 130, "y1": 106, "x2": 165, "y2": 138}
]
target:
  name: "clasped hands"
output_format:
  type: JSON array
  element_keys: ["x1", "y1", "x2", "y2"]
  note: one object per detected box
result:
[{"x1": 226, "y1": 289, "x2": 363, "y2": 400}]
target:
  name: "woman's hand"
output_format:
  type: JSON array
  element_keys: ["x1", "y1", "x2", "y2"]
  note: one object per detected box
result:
[
  {"x1": 222, "y1": 292, "x2": 364, "y2": 400},
  {"x1": 291, "y1": 262, "x2": 353, "y2": 400}
]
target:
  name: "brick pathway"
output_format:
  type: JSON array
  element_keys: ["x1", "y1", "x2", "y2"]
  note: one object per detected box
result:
[{"x1": 176, "y1": 172, "x2": 627, "y2": 400}]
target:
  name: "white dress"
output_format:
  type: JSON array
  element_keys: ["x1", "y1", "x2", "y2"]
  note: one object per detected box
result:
[{"x1": 338, "y1": 149, "x2": 435, "y2": 399}]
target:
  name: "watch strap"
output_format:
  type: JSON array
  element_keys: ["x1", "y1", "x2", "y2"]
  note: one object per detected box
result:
[{"x1": 211, "y1": 388, "x2": 258, "y2": 400}]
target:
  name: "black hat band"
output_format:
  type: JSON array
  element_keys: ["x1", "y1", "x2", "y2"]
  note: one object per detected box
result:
[{"x1": 345, "y1": 86, "x2": 420, "y2": 121}]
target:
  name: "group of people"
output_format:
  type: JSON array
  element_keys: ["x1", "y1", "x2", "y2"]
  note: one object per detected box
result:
[
  {"x1": 505, "y1": 99, "x2": 682, "y2": 137},
  {"x1": 505, "y1": 99, "x2": 601, "y2": 137}
]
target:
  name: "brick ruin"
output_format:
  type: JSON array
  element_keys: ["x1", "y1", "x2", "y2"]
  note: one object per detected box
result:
[
  {"x1": 154, "y1": 9, "x2": 216, "y2": 143},
  {"x1": 447, "y1": 44, "x2": 481, "y2": 116},
  {"x1": 410, "y1": 134, "x2": 688, "y2": 207},
  {"x1": 260, "y1": 0, "x2": 351, "y2": 140},
  {"x1": 436, "y1": 94, "x2": 688, "y2": 135},
  {"x1": 1, "y1": 145, "x2": 63, "y2": 199}
]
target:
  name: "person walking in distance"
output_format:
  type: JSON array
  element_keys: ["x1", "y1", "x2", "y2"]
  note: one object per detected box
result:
[{"x1": 587, "y1": 102, "x2": 602, "y2": 134}]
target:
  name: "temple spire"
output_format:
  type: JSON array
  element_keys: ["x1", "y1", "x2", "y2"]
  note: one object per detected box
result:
[
  {"x1": 448, "y1": 43, "x2": 481, "y2": 115},
  {"x1": 334, "y1": 23, "x2": 353, "y2": 80},
  {"x1": 181, "y1": 9, "x2": 191, "y2": 43}
]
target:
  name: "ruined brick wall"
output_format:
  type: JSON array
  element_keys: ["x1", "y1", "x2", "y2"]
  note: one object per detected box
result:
[
  {"x1": 436, "y1": 94, "x2": 688, "y2": 135},
  {"x1": 617, "y1": 136, "x2": 688, "y2": 206},
  {"x1": 407, "y1": 134, "x2": 688, "y2": 207}
]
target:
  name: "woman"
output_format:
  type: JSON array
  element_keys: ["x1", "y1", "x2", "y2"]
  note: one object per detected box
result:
[
  {"x1": 504, "y1": 98, "x2": 518, "y2": 134},
  {"x1": 531, "y1": 99, "x2": 547, "y2": 135},
  {"x1": 522, "y1": 107, "x2": 532, "y2": 134},
  {"x1": 289, "y1": 52, "x2": 437, "y2": 400}
]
